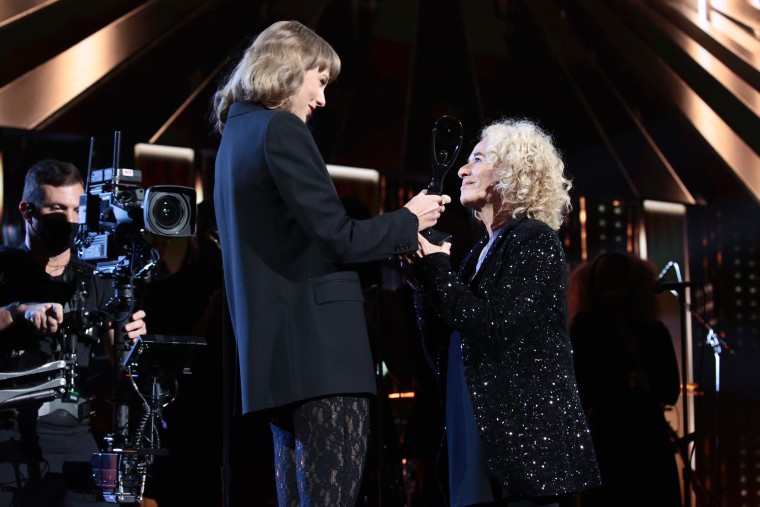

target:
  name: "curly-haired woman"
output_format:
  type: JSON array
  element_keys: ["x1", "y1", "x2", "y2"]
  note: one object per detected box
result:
[{"x1": 405, "y1": 118, "x2": 600, "y2": 506}]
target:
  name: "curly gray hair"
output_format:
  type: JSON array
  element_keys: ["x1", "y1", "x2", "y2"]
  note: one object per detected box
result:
[{"x1": 480, "y1": 118, "x2": 572, "y2": 230}]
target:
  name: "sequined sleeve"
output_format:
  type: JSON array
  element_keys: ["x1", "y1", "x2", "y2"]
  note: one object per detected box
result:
[{"x1": 413, "y1": 223, "x2": 567, "y2": 355}]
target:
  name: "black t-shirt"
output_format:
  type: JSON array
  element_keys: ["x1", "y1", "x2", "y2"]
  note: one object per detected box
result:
[{"x1": 0, "y1": 246, "x2": 114, "y2": 385}]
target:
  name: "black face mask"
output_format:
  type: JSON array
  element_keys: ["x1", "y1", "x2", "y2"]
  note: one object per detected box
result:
[{"x1": 33, "y1": 215, "x2": 79, "y2": 255}]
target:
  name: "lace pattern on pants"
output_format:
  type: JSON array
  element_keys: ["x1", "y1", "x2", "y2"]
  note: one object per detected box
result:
[{"x1": 271, "y1": 396, "x2": 369, "y2": 507}]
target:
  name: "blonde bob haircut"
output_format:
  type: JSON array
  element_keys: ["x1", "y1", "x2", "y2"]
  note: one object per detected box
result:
[
  {"x1": 480, "y1": 118, "x2": 572, "y2": 231},
  {"x1": 212, "y1": 20, "x2": 340, "y2": 133}
]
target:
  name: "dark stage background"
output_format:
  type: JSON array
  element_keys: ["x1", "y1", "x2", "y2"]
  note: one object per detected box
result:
[{"x1": 1, "y1": 1, "x2": 759, "y2": 506}]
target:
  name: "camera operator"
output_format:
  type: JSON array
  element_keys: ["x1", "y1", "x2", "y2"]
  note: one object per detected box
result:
[{"x1": 0, "y1": 159, "x2": 146, "y2": 507}]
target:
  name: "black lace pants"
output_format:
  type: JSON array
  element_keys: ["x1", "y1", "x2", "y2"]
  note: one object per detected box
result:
[{"x1": 270, "y1": 396, "x2": 369, "y2": 507}]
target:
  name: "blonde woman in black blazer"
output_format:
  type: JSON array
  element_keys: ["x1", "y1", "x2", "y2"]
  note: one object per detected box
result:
[{"x1": 212, "y1": 20, "x2": 449, "y2": 506}]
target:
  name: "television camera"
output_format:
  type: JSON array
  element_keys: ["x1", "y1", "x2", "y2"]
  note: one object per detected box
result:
[
  {"x1": 77, "y1": 132, "x2": 202, "y2": 503},
  {"x1": 0, "y1": 133, "x2": 201, "y2": 504},
  {"x1": 77, "y1": 132, "x2": 196, "y2": 280},
  {"x1": 0, "y1": 131, "x2": 197, "y2": 406}
]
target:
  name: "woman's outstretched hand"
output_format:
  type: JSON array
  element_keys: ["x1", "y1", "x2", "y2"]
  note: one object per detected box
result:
[
  {"x1": 414, "y1": 233, "x2": 451, "y2": 257},
  {"x1": 399, "y1": 234, "x2": 451, "y2": 291}
]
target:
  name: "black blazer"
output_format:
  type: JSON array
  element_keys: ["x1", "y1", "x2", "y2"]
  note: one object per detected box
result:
[{"x1": 214, "y1": 101, "x2": 418, "y2": 413}]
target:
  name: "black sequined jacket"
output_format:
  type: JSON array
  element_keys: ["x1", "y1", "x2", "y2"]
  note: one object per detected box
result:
[{"x1": 413, "y1": 216, "x2": 601, "y2": 497}]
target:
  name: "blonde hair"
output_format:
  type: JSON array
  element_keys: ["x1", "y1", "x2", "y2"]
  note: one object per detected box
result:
[
  {"x1": 212, "y1": 20, "x2": 340, "y2": 133},
  {"x1": 480, "y1": 118, "x2": 572, "y2": 230}
]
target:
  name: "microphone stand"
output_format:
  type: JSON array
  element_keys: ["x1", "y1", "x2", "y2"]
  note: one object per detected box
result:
[
  {"x1": 688, "y1": 298, "x2": 729, "y2": 506},
  {"x1": 655, "y1": 261, "x2": 694, "y2": 507},
  {"x1": 675, "y1": 284, "x2": 693, "y2": 507},
  {"x1": 656, "y1": 262, "x2": 729, "y2": 507}
]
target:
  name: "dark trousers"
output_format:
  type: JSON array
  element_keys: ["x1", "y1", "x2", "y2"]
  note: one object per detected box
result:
[{"x1": 0, "y1": 413, "x2": 109, "y2": 507}]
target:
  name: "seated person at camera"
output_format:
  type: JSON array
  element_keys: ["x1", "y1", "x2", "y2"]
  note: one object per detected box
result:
[{"x1": 0, "y1": 159, "x2": 146, "y2": 507}]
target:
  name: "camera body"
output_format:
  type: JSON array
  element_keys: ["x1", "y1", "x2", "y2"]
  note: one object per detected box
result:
[{"x1": 77, "y1": 165, "x2": 196, "y2": 276}]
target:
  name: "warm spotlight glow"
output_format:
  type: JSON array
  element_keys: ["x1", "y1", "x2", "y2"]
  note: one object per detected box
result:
[
  {"x1": 697, "y1": 0, "x2": 710, "y2": 22},
  {"x1": 0, "y1": 1, "x2": 179, "y2": 129},
  {"x1": 676, "y1": 23, "x2": 760, "y2": 118},
  {"x1": 194, "y1": 171, "x2": 204, "y2": 204},
  {"x1": 0, "y1": 1, "x2": 58, "y2": 30},
  {"x1": 643, "y1": 200, "x2": 687, "y2": 216},
  {"x1": 675, "y1": 85, "x2": 760, "y2": 204},
  {"x1": 579, "y1": 196, "x2": 587, "y2": 262},
  {"x1": 326, "y1": 165, "x2": 380, "y2": 184},
  {"x1": 327, "y1": 165, "x2": 381, "y2": 215},
  {"x1": 0, "y1": 11, "x2": 133, "y2": 128},
  {"x1": 387, "y1": 392, "x2": 415, "y2": 399},
  {"x1": 134, "y1": 143, "x2": 194, "y2": 164}
]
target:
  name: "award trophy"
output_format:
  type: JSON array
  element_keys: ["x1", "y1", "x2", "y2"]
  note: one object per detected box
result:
[{"x1": 421, "y1": 115, "x2": 463, "y2": 245}]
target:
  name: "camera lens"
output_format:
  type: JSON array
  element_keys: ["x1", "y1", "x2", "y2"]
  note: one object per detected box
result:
[
  {"x1": 144, "y1": 186, "x2": 196, "y2": 237},
  {"x1": 148, "y1": 192, "x2": 190, "y2": 235},
  {"x1": 153, "y1": 195, "x2": 182, "y2": 229}
]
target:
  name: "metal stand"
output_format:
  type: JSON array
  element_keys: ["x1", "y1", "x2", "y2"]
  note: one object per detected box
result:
[
  {"x1": 103, "y1": 281, "x2": 136, "y2": 444},
  {"x1": 690, "y1": 300, "x2": 728, "y2": 506},
  {"x1": 657, "y1": 265, "x2": 728, "y2": 507},
  {"x1": 0, "y1": 361, "x2": 67, "y2": 408},
  {"x1": 674, "y1": 285, "x2": 693, "y2": 507}
]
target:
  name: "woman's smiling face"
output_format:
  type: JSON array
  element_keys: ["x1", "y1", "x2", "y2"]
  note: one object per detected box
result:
[
  {"x1": 458, "y1": 137, "x2": 498, "y2": 212},
  {"x1": 289, "y1": 68, "x2": 330, "y2": 122}
]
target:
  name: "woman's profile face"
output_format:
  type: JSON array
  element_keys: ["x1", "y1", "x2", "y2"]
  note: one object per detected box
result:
[
  {"x1": 458, "y1": 137, "x2": 498, "y2": 212},
  {"x1": 289, "y1": 67, "x2": 330, "y2": 122}
]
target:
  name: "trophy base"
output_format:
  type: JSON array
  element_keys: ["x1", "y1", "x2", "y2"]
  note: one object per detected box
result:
[{"x1": 421, "y1": 228, "x2": 452, "y2": 246}]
